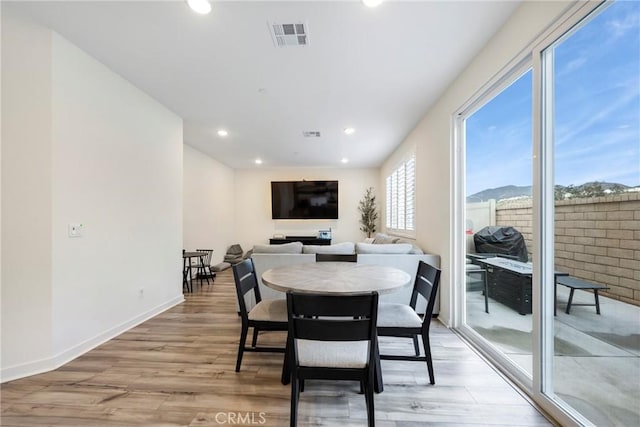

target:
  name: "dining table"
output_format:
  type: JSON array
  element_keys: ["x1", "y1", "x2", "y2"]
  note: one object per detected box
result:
[{"x1": 261, "y1": 261, "x2": 412, "y2": 392}]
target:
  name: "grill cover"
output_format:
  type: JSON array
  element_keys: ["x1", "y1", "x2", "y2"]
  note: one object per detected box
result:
[{"x1": 473, "y1": 226, "x2": 528, "y2": 262}]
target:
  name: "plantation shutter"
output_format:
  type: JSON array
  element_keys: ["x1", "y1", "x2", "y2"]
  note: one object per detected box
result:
[
  {"x1": 385, "y1": 153, "x2": 416, "y2": 234},
  {"x1": 386, "y1": 175, "x2": 392, "y2": 228},
  {"x1": 405, "y1": 155, "x2": 415, "y2": 231}
]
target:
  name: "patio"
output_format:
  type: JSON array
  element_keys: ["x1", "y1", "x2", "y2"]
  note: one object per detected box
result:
[{"x1": 466, "y1": 285, "x2": 640, "y2": 426}]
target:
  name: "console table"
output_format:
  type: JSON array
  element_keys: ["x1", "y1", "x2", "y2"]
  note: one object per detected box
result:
[{"x1": 269, "y1": 236, "x2": 331, "y2": 245}]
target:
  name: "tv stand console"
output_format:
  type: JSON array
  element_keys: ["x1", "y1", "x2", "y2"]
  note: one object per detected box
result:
[{"x1": 269, "y1": 236, "x2": 331, "y2": 246}]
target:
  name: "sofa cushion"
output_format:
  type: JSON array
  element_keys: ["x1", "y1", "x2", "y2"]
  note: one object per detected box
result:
[
  {"x1": 372, "y1": 233, "x2": 401, "y2": 244},
  {"x1": 253, "y1": 242, "x2": 303, "y2": 254},
  {"x1": 302, "y1": 242, "x2": 355, "y2": 255},
  {"x1": 408, "y1": 245, "x2": 424, "y2": 254},
  {"x1": 355, "y1": 242, "x2": 413, "y2": 254},
  {"x1": 394, "y1": 239, "x2": 424, "y2": 254}
]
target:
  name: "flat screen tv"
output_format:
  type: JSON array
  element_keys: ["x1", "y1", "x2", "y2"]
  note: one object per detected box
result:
[{"x1": 271, "y1": 181, "x2": 338, "y2": 219}]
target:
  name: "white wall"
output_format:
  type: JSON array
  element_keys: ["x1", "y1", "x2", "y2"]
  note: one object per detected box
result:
[
  {"x1": 1, "y1": 7, "x2": 54, "y2": 376},
  {"x1": 381, "y1": 1, "x2": 571, "y2": 325},
  {"x1": 234, "y1": 168, "x2": 379, "y2": 251},
  {"x1": 183, "y1": 145, "x2": 236, "y2": 265},
  {"x1": 1, "y1": 8, "x2": 184, "y2": 381},
  {"x1": 50, "y1": 33, "x2": 184, "y2": 359}
]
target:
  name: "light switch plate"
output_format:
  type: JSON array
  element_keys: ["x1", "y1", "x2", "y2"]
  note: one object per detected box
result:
[{"x1": 68, "y1": 223, "x2": 83, "y2": 237}]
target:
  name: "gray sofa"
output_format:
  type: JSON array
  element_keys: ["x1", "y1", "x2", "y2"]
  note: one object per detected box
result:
[{"x1": 249, "y1": 242, "x2": 441, "y2": 315}]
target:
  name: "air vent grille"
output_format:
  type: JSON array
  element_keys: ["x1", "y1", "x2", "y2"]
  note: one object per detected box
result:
[
  {"x1": 270, "y1": 22, "x2": 308, "y2": 47},
  {"x1": 303, "y1": 131, "x2": 321, "y2": 138}
]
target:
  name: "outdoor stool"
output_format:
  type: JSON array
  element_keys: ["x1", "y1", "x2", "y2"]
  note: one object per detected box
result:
[{"x1": 555, "y1": 276, "x2": 609, "y2": 315}]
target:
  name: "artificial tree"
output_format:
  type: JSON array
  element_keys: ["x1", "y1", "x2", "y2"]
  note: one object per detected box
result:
[{"x1": 358, "y1": 187, "x2": 378, "y2": 238}]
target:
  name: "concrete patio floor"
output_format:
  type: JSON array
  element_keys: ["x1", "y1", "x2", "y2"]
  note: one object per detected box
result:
[{"x1": 466, "y1": 286, "x2": 640, "y2": 427}]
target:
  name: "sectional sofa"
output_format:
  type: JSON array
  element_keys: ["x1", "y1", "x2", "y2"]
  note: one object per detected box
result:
[{"x1": 249, "y1": 240, "x2": 441, "y2": 315}]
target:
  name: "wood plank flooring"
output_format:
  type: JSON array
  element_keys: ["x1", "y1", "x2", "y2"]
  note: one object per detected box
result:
[{"x1": 1, "y1": 269, "x2": 553, "y2": 426}]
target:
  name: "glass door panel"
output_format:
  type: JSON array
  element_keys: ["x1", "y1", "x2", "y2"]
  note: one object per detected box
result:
[
  {"x1": 548, "y1": 1, "x2": 640, "y2": 425},
  {"x1": 464, "y1": 69, "x2": 534, "y2": 376}
]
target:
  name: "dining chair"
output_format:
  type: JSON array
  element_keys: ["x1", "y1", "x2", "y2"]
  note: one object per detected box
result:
[
  {"x1": 196, "y1": 248, "x2": 216, "y2": 283},
  {"x1": 286, "y1": 291, "x2": 378, "y2": 427},
  {"x1": 182, "y1": 249, "x2": 191, "y2": 293},
  {"x1": 315, "y1": 253, "x2": 357, "y2": 262},
  {"x1": 232, "y1": 258, "x2": 288, "y2": 372},
  {"x1": 466, "y1": 263, "x2": 489, "y2": 313},
  {"x1": 377, "y1": 260, "x2": 441, "y2": 384}
]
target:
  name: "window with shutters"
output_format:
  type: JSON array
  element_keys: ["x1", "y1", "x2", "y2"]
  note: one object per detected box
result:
[{"x1": 385, "y1": 154, "x2": 415, "y2": 234}]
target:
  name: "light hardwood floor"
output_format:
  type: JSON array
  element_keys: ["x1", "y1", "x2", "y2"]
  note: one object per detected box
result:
[{"x1": 1, "y1": 269, "x2": 553, "y2": 426}]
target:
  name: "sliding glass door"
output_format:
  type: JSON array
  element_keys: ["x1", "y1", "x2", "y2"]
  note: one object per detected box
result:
[{"x1": 457, "y1": 1, "x2": 639, "y2": 425}]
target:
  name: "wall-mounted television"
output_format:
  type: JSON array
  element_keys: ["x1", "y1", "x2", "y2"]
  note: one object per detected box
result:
[{"x1": 271, "y1": 181, "x2": 338, "y2": 220}]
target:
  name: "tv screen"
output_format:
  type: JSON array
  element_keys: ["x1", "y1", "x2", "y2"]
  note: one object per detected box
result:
[{"x1": 271, "y1": 181, "x2": 338, "y2": 219}]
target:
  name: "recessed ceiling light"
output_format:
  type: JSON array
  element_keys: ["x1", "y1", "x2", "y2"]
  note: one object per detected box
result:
[
  {"x1": 187, "y1": 0, "x2": 211, "y2": 15},
  {"x1": 341, "y1": 158, "x2": 349, "y2": 164},
  {"x1": 344, "y1": 127, "x2": 355, "y2": 135},
  {"x1": 362, "y1": 0, "x2": 383, "y2": 8},
  {"x1": 255, "y1": 158, "x2": 263, "y2": 165},
  {"x1": 217, "y1": 129, "x2": 228, "y2": 137}
]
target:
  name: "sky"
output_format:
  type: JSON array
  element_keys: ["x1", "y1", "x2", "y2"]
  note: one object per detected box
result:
[{"x1": 466, "y1": 0, "x2": 640, "y2": 196}]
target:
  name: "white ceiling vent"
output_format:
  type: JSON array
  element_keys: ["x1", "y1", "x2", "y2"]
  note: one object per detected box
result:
[
  {"x1": 270, "y1": 22, "x2": 308, "y2": 47},
  {"x1": 303, "y1": 131, "x2": 321, "y2": 138}
]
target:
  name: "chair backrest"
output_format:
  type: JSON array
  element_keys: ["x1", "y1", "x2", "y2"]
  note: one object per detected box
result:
[
  {"x1": 287, "y1": 292, "x2": 378, "y2": 365},
  {"x1": 196, "y1": 248, "x2": 213, "y2": 265},
  {"x1": 232, "y1": 259, "x2": 262, "y2": 319},
  {"x1": 409, "y1": 261, "x2": 441, "y2": 320},
  {"x1": 315, "y1": 253, "x2": 357, "y2": 263}
]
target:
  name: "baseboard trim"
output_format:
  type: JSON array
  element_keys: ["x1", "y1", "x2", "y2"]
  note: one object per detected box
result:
[{"x1": 1, "y1": 294, "x2": 184, "y2": 383}]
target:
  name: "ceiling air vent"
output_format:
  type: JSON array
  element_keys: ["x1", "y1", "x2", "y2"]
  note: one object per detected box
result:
[
  {"x1": 270, "y1": 22, "x2": 308, "y2": 47},
  {"x1": 303, "y1": 131, "x2": 321, "y2": 138}
]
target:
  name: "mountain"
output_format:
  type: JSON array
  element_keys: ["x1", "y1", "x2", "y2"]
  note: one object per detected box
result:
[
  {"x1": 467, "y1": 182, "x2": 635, "y2": 202},
  {"x1": 467, "y1": 185, "x2": 531, "y2": 202}
]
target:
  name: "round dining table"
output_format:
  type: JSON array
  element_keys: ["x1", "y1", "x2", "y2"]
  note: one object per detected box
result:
[
  {"x1": 261, "y1": 261, "x2": 411, "y2": 295},
  {"x1": 261, "y1": 261, "x2": 412, "y2": 392}
]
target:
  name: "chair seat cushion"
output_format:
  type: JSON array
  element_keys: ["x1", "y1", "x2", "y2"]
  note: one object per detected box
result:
[
  {"x1": 377, "y1": 303, "x2": 423, "y2": 328},
  {"x1": 296, "y1": 340, "x2": 369, "y2": 368},
  {"x1": 248, "y1": 299, "x2": 288, "y2": 322}
]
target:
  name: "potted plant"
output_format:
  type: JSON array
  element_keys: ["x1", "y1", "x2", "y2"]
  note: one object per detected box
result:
[{"x1": 358, "y1": 187, "x2": 378, "y2": 238}]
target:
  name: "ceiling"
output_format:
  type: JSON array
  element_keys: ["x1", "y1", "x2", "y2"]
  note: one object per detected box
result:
[{"x1": 8, "y1": 1, "x2": 520, "y2": 169}]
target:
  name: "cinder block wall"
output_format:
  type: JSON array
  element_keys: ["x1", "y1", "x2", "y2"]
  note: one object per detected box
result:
[{"x1": 495, "y1": 193, "x2": 640, "y2": 306}]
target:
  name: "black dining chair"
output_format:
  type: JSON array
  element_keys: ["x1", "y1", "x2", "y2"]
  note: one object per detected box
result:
[
  {"x1": 315, "y1": 253, "x2": 357, "y2": 262},
  {"x1": 182, "y1": 249, "x2": 191, "y2": 293},
  {"x1": 286, "y1": 291, "x2": 379, "y2": 427},
  {"x1": 232, "y1": 259, "x2": 288, "y2": 372},
  {"x1": 376, "y1": 260, "x2": 441, "y2": 385},
  {"x1": 196, "y1": 248, "x2": 216, "y2": 283}
]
